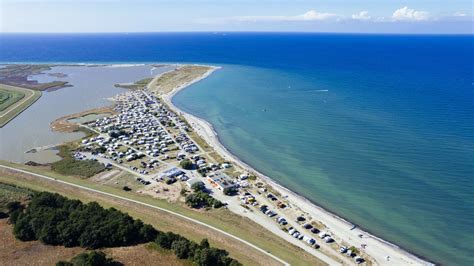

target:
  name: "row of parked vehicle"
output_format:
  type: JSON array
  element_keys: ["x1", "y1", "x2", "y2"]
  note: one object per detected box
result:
[
  {"x1": 136, "y1": 177, "x2": 151, "y2": 185},
  {"x1": 260, "y1": 205, "x2": 277, "y2": 217},
  {"x1": 258, "y1": 190, "x2": 365, "y2": 264},
  {"x1": 288, "y1": 227, "x2": 318, "y2": 246}
]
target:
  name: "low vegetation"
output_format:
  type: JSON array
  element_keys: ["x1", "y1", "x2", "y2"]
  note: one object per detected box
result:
[
  {"x1": 51, "y1": 146, "x2": 106, "y2": 177},
  {"x1": 150, "y1": 65, "x2": 212, "y2": 94},
  {"x1": 0, "y1": 182, "x2": 35, "y2": 212},
  {"x1": 57, "y1": 251, "x2": 121, "y2": 266},
  {"x1": 114, "y1": 77, "x2": 153, "y2": 90},
  {"x1": 0, "y1": 64, "x2": 69, "y2": 90}
]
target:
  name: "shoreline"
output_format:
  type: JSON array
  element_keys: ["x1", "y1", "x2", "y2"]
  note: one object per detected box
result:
[{"x1": 161, "y1": 65, "x2": 433, "y2": 266}]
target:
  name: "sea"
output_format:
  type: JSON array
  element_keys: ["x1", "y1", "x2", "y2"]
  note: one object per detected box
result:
[{"x1": 0, "y1": 33, "x2": 473, "y2": 265}]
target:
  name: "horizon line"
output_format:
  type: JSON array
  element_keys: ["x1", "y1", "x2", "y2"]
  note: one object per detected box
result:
[{"x1": 0, "y1": 31, "x2": 473, "y2": 36}]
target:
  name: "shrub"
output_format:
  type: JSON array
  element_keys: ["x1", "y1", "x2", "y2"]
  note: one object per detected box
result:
[
  {"x1": 6, "y1": 201, "x2": 24, "y2": 224},
  {"x1": 179, "y1": 159, "x2": 194, "y2": 170},
  {"x1": 191, "y1": 182, "x2": 205, "y2": 192},
  {"x1": 154, "y1": 234, "x2": 241, "y2": 266},
  {"x1": 223, "y1": 187, "x2": 237, "y2": 196},
  {"x1": 185, "y1": 191, "x2": 223, "y2": 209},
  {"x1": 349, "y1": 246, "x2": 359, "y2": 254},
  {"x1": 56, "y1": 251, "x2": 121, "y2": 266}
]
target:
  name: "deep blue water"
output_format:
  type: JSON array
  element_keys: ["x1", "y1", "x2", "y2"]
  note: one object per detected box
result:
[{"x1": 1, "y1": 33, "x2": 473, "y2": 265}]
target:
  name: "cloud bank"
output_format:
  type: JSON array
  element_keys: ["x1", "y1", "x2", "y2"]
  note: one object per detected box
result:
[
  {"x1": 352, "y1": 11, "x2": 371, "y2": 20},
  {"x1": 234, "y1": 10, "x2": 340, "y2": 22},
  {"x1": 392, "y1": 6, "x2": 430, "y2": 21}
]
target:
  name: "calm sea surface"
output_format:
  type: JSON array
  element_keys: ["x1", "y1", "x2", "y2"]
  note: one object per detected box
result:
[{"x1": 0, "y1": 33, "x2": 473, "y2": 265}]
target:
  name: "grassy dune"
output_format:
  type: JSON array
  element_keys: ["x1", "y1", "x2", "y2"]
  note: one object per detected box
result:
[{"x1": 150, "y1": 65, "x2": 212, "y2": 95}]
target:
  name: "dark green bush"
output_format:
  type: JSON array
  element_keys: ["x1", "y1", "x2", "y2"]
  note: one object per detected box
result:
[
  {"x1": 185, "y1": 191, "x2": 223, "y2": 209},
  {"x1": 11, "y1": 192, "x2": 157, "y2": 248},
  {"x1": 56, "y1": 251, "x2": 121, "y2": 266},
  {"x1": 179, "y1": 159, "x2": 194, "y2": 170}
]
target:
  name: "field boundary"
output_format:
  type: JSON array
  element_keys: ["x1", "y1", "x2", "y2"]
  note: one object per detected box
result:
[{"x1": 0, "y1": 84, "x2": 42, "y2": 127}]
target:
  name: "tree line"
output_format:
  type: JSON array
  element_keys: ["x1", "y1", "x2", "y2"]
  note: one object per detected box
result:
[
  {"x1": 155, "y1": 232, "x2": 240, "y2": 266},
  {"x1": 10, "y1": 192, "x2": 156, "y2": 248},
  {"x1": 6, "y1": 191, "x2": 240, "y2": 266}
]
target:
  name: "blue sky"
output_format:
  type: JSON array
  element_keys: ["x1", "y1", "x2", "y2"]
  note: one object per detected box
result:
[{"x1": 1, "y1": 0, "x2": 472, "y2": 33}]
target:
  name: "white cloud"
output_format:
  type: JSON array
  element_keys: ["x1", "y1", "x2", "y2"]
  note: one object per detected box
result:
[
  {"x1": 352, "y1": 11, "x2": 371, "y2": 20},
  {"x1": 234, "y1": 10, "x2": 340, "y2": 22},
  {"x1": 453, "y1": 12, "x2": 467, "y2": 17},
  {"x1": 300, "y1": 10, "x2": 339, "y2": 21},
  {"x1": 392, "y1": 6, "x2": 430, "y2": 21}
]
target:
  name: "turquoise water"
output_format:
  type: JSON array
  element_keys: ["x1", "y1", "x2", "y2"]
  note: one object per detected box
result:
[
  {"x1": 1, "y1": 33, "x2": 472, "y2": 265},
  {"x1": 173, "y1": 64, "x2": 474, "y2": 265}
]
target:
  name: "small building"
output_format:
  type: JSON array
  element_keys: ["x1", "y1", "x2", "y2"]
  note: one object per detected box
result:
[
  {"x1": 206, "y1": 173, "x2": 236, "y2": 191},
  {"x1": 162, "y1": 167, "x2": 184, "y2": 178},
  {"x1": 186, "y1": 178, "x2": 203, "y2": 188}
]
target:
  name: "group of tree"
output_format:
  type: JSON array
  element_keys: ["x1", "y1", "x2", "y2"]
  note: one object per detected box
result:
[
  {"x1": 179, "y1": 159, "x2": 194, "y2": 170},
  {"x1": 185, "y1": 182, "x2": 224, "y2": 209},
  {"x1": 108, "y1": 129, "x2": 127, "y2": 139},
  {"x1": 8, "y1": 191, "x2": 240, "y2": 266},
  {"x1": 56, "y1": 251, "x2": 121, "y2": 266},
  {"x1": 10, "y1": 192, "x2": 157, "y2": 249},
  {"x1": 155, "y1": 233, "x2": 241, "y2": 266},
  {"x1": 223, "y1": 187, "x2": 238, "y2": 196}
]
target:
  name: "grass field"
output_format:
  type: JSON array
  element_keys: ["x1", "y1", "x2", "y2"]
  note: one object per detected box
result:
[
  {"x1": 115, "y1": 77, "x2": 153, "y2": 89},
  {"x1": 0, "y1": 220, "x2": 189, "y2": 266},
  {"x1": 51, "y1": 145, "x2": 106, "y2": 177},
  {"x1": 0, "y1": 161, "x2": 326, "y2": 266},
  {"x1": 0, "y1": 84, "x2": 41, "y2": 127},
  {"x1": 0, "y1": 183, "x2": 35, "y2": 212},
  {"x1": 150, "y1": 65, "x2": 212, "y2": 95},
  {"x1": 0, "y1": 89, "x2": 25, "y2": 111}
]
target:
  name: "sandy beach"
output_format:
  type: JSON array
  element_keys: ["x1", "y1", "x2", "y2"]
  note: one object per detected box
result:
[{"x1": 159, "y1": 65, "x2": 433, "y2": 266}]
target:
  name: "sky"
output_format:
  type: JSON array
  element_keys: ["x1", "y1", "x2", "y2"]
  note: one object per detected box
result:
[{"x1": 0, "y1": 0, "x2": 472, "y2": 34}]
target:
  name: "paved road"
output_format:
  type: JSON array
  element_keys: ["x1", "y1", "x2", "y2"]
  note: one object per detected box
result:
[{"x1": 0, "y1": 164, "x2": 290, "y2": 266}]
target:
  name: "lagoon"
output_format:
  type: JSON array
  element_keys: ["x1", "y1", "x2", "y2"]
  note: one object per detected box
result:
[{"x1": 0, "y1": 64, "x2": 172, "y2": 162}]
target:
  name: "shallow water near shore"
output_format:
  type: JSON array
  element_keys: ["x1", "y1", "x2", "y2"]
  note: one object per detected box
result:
[
  {"x1": 173, "y1": 64, "x2": 474, "y2": 265},
  {"x1": 1, "y1": 33, "x2": 473, "y2": 265}
]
